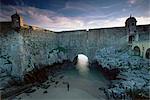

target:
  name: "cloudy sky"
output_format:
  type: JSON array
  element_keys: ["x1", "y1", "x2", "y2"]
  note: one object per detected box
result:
[{"x1": 0, "y1": 0, "x2": 149, "y2": 31}]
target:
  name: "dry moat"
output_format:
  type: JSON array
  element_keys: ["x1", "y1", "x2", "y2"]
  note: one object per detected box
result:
[{"x1": 2, "y1": 56, "x2": 110, "y2": 100}]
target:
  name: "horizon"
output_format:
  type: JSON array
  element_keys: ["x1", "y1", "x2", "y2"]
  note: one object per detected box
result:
[{"x1": 0, "y1": 0, "x2": 149, "y2": 31}]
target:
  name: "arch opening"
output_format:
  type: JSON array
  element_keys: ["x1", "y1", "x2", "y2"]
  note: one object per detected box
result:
[
  {"x1": 133, "y1": 46, "x2": 140, "y2": 56},
  {"x1": 75, "y1": 54, "x2": 89, "y2": 74},
  {"x1": 145, "y1": 48, "x2": 150, "y2": 59}
]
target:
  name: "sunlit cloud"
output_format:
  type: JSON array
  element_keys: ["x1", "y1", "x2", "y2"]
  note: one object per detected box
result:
[{"x1": 136, "y1": 17, "x2": 150, "y2": 25}]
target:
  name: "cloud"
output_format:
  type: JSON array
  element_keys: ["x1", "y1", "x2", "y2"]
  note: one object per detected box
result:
[
  {"x1": 86, "y1": 16, "x2": 150, "y2": 29},
  {"x1": 101, "y1": 3, "x2": 122, "y2": 9},
  {"x1": 128, "y1": 0, "x2": 137, "y2": 4},
  {"x1": 0, "y1": 4, "x2": 149, "y2": 32},
  {"x1": 0, "y1": 4, "x2": 85, "y2": 31},
  {"x1": 62, "y1": 1, "x2": 97, "y2": 12},
  {"x1": 136, "y1": 16, "x2": 150, "y2": 25}
]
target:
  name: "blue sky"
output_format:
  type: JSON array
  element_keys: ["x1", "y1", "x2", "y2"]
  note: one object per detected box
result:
[{"x1": 0, "y1": 0, "x2": 149, "y2": 31}]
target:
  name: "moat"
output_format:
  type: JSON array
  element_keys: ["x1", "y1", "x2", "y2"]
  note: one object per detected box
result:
[
  {"x1": 7, "y1": 59, "x2": 109, "y2": 100},
  {"x1": 16, "y1": 68, "x2": 108, "y2": 100}
]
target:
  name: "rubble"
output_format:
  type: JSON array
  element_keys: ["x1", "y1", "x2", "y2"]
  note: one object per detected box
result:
[{"x1": 95, "y1": 46, "x2": 150, "y2": 99}]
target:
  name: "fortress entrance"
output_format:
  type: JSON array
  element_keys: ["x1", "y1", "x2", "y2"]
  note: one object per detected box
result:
[
  {"x1": 76, "y1": 54, "x2": 89, "y2": 74},
  {"x1": 73, "y1": 54, "x2": 89, "y2": 74}
]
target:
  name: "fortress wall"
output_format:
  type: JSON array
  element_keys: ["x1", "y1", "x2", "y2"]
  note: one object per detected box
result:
[
  {"x1": 57, "y1": 27, "x2": 127, "y2": 61},
  {"x1": 137, "y1": 24, "x2": 150, "y2": 33},
  {"x1": 21, "y1": 31, "x2": 58, "y2": 72},
  {"x1": 0, "y1": 30, "x2": 58, "y2": 78},
  {"x1": 57, "y1": 30, "x2": 88, "y2": 61},
  {"x1": 137, "y1": 24, "x2": 150, "y2": 40},
  {"x1": 0, "y1": 24, "x2": 149, "y2": 78},
  {"x1": 139, "y1": 33, "x2": 150, "y2": 41},
  {"x1": 87, "y1": 27, "x2": 127, "y2": 60},
  {"x1": 0, "y1": 31, "x2": 25, "y2": 77}
]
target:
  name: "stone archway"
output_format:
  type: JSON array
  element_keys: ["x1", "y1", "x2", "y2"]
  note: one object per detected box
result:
[
  {"x1": 145, "y1": 48, "x2": 150, "y2": 59},
  {"x1": 73, "y1": 54, "x2": 89, "y2": 65},
  {"x1": 75, "y1": 54, "x2": 89, "y2": 74},
  {"x1": 133, "y1": 46, "x2": 140, "y2": 56}
]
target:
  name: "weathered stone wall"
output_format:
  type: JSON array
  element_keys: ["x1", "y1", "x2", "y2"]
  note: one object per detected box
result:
[
  {"x1": 0, "y1": 31, "x2": 24, "y2": 77},
  {"x1": 57, "y1": 30, "x2": 88, "y2": 61},
  {"x1": 132, "y1": 40, "x2": 150, "y2": 58},
  {"x1": 0, "y1": 24, "x2": 149, "y2": 78},
  {"x1": 137, "y1": 24, "x2": 150, "y2": 41},
  {"x1": 87, "y1": 27, "x2": 127, "y2": 60},
  {"x1": 22, "y1": 30, "x2": 58, "y2": 65},
  {"x1": 0, "y1": 30, "x2": 59, "y2": 78},
  {"x1": 57, "y1": 27, "x2": 127, "y2": 61},
  {"x1": 57, "y1": 25, "x2": 149, "y2": 61}
]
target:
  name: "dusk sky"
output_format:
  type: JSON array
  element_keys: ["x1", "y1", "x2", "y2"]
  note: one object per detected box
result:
[{"x1": 0, "y1": 0, "x2": 149, "y2": 31}]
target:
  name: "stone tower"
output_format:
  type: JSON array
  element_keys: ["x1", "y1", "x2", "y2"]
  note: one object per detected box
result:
[
  {"x1": 125, "y1": 15, "x2": 138, "y2": 44},
  {"x1": 11, "y1": 11, "x2": 24, "y2": 29}
]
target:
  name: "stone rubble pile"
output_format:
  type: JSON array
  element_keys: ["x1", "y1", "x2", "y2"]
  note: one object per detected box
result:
[{"x1": 95, "y1": 46, "x2": 150, "y2": 99}]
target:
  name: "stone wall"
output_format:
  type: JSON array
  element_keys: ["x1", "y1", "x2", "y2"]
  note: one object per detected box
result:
[
  {"x1": 21, "y1": 30, "x2": 58, "y2": 70},
  {"x1": 57, "y1": 30, "x2": 88, "y2": 61},
  {"x1": 57, "y1": 27, "x2": 127, "y2": 61},
  {"x1": 0, "y1": 30, "x2": 59, "y2": 78},
  {"x1": 57, "y1": 25, "x2": 149, "y2": 61},
  {"x1": 0, "y1": 24, "x2": 149, "y2": 78},
  {"x1": 0, "y1": 31, "x2": 24, "y2": 77},
  {"x1": 137, "y1": 24, "x2": 150, "y2": 41},
  {"x1": 87, "y1": 27, "x2": 127, "y2": 60},
  {"x1": 132, "y1": 40, "x2": 150, "y2": 58}
]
